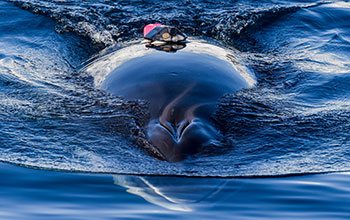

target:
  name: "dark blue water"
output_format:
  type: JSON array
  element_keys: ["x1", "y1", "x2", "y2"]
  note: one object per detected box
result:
[
  {"x1": 1, "y1": 163, "x2": 349, "y2": 219},
  {"x1": 1, "y1": 0, "x2": 350, "y2": 218}
]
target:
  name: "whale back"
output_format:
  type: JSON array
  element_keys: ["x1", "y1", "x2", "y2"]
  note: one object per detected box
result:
[
  {"x1": 93, "y1": 41, "x2": 256, "y2": 161},
  {"x1": 101, "y1": 51, "x2": 249, "y2": 120}
]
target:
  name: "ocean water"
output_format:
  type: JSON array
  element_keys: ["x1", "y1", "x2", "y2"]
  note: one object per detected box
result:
[{"x1": 0, "y1": 0, "x2": 349, "y2": 219}]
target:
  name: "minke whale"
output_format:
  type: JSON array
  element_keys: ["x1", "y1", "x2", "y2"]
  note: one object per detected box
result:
[{"x1": 84, "y1": 39, "x2": 255, "y2": 162}]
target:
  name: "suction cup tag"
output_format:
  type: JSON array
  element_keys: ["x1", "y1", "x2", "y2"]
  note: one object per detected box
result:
[{"x1": 143, "y1": 24, "x2": 187, "y2": 43}]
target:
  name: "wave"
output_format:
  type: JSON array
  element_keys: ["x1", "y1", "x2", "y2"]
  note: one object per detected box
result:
[{"x1": 7, "y1": 0, "x2": 330, "y2": 47}]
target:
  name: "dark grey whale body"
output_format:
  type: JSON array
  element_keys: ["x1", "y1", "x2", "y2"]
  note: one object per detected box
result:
[{"x1": 98, "y1": 41, "x2": 254, "y2": 162}]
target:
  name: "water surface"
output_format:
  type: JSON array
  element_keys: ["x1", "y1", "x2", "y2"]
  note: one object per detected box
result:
[{"x1": 0, "y1": 0, "x2": 349, "y2": 218}]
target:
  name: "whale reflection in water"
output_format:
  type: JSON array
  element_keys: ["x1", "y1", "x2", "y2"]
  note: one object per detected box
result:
[{"x1": 113, "y1": 175, "x2": 243, "y2": 212}]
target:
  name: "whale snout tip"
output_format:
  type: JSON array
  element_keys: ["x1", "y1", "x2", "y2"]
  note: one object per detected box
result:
[{"x1": 147, "y1": 118, "x2": 220, "y2": 162}]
